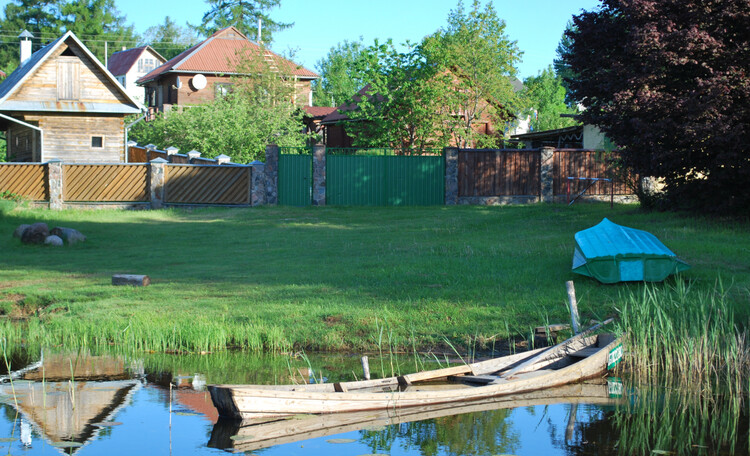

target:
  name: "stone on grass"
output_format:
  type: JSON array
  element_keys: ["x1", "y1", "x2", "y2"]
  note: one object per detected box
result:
[
  {"x1": 44, "y1": 235, "x2": 63, "y2": 246},
  {"x1": 21, "y1": 223, "x2": 49, "y2": 244},
  {"x1": 13, "y1": 224, "x2": 30, "y2": 239},
  {"x1": 51, "y1": 227, "x2": 86, "y2": 245}
]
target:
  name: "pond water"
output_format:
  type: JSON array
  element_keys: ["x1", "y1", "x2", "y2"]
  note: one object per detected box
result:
[{"x1": 0, "y1": 350, "x2": 747, "y2": 456}]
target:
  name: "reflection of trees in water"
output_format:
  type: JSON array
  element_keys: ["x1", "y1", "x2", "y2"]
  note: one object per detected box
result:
[
  {"x1": 553, "y1": 388, "x2": 749, "y2": 456},
  {"x1": 358, "y1": 408, "x2": 520, "y2": 456}
]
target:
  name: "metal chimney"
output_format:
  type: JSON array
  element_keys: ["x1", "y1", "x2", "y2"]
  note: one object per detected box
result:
[{"x1": 19, "y1": 30, "x2": 33, "y2": 67}]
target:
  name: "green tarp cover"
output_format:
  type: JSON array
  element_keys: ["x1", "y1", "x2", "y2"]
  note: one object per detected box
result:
[{"x1": 572, "y1": 218, "x2": 690, "y2": 283}]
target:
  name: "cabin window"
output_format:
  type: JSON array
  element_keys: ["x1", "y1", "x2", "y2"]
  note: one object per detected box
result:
[
  {"x1": 91, "y1": 136, "x2": 104, "y2": 148},
  {"x1": 57, "y1": 58, "x2": 80, "y2": 100},
  {"x1": 138, "y1": 58, "x2": 156, "y2": 73},
  {"x1": 215, "y1": 83, "x2": 233, "y2": 98}
]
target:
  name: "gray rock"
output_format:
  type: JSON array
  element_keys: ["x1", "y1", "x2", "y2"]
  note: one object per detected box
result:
[
  {"x1": 50, "y1": 227, "x2": 86, "y2": 245},
  {"x1": 21, "y1": 223, "x2": 49, "y2": 244},
  {"x1": 44, "y1": 235, "x2": 63, "y2": 246},
  {"x1": 13, "y1": 224, "x2": 30, "y2": 239}
]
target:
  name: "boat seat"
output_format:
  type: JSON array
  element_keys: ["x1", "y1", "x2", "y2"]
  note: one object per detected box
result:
[
  {"x1": 450, "y1": 375, "x2": 498, "y2": 385},
  {"x1": 569, "y1": 347, "x2": 600, "y2": 359}
]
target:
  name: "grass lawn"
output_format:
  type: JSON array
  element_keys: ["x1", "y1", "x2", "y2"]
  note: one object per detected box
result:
[{"x1": 1, "y1": 201, "x2": 748, "y2": 354}]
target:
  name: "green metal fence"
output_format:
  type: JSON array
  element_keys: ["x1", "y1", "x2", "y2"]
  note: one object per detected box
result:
[
  {"x1": 278, "y1": 147, "x2": 312, "y2": 206},
  {"x1": 326, "y1": 149, "x2": 444, "y2": 206}
]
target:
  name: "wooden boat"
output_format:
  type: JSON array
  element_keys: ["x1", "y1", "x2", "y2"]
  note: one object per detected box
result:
[
  {"x1": 208, "y1": 379, "x2": 623, "y2": 452},
  {"x1": 209, "y1": 320, "x2": 622, "y2": 421}
]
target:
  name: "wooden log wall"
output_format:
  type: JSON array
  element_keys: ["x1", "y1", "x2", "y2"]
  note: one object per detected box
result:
[
  {"x1": 62, "y1": 164, "x2": 148, "y2": 202},
  {"x1": 164, "y1": 165, "x2": 250, "y2": 204},
  {"x1": 0, "y1": 164, "x2": 48, "y2": 200},
  {"x1": 553, "y1": 149, "x2": 633, "y2": 195},
  {"x1": 458, "y1": 149, "x2": 541, "y2": 197}
]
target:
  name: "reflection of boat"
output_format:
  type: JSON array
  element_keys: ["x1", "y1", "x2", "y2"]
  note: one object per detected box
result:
[
  {"x1": 208, "y1": 380, "x2": 621, "y2": 452},
  {"x1": 572, "y1": 218, "x2": 690, "y2": 283},
  {"x1": 209, "y1": 321, "x2": 621, "y2": 420}
]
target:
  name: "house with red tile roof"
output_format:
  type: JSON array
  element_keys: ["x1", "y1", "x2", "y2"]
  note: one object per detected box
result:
[
  {"x1": 136, "y1": 26, "x2": 318, "y2": 114},
  {"x1": 107, "y1": 46, "x2": 166, "y2": 105}
]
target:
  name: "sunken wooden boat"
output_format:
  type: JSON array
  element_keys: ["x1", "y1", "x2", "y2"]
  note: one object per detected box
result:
[{"x1": 209, "y1": 320, "x2": 622, "y2": 421}]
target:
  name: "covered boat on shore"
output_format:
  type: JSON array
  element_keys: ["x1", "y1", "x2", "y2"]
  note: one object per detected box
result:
[
  {"x1": 572, "y1": 218, "x2": 690, "y2": 284},
  {"x1": 208, "y1": 321, "x2": 621, "y2": 421}
]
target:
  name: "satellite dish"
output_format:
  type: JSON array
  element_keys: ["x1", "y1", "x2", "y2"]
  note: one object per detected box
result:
[{"x1": 191, "y1": 74, "x2": 207, "y2": 90}]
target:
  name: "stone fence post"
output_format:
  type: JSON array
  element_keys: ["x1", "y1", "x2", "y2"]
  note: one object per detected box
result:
[
  {"x1": 444, "y1": 147, "x2": 458, "y2": 205},
  {"x1": 312, "y1": 144, "x2": 326, "y2": 206},
  {"x1": 47, "y1": 159, "x2": 63, "y2": 210},
  {"x1": 149, "y1": 158, "x2": 167, "y2": 209},
  {"x1": 540, "y1": 147, "x2": 555, "y2": 203},
  {"x1": 249, "y1": 161, "x2": 266, "y2": 206},
  {"x1": 265, "y1": 144, "x2": 279, "y2": 205}
]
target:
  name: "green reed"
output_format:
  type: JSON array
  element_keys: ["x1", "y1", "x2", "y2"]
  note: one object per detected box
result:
[{"x1": 616, "y1": 279, "x2": 749, "y2": 393}]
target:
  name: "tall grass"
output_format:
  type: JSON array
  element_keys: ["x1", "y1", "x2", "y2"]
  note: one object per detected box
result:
[{"x1": 616, "y1": 279, "x2": 750, "y2": 394}]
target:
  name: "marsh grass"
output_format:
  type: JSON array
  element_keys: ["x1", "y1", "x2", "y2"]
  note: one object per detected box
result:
[{"x1": 616, "y1": 279, "x2": 750, "y2": 393}]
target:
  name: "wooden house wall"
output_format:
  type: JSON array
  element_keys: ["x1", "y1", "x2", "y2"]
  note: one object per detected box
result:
[
  {"x1": 6, "y1": 122, "x2": 40, "y2": 162},
  {"x1": 23, "y1": 114, "x2": 125, "y2": 162},
  {"x1": 9, "y1": 39, "x2": 130, "y2": 106}
]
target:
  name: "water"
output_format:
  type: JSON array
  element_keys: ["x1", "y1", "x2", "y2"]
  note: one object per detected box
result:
[{"x1": 0, "y1": 350, "x2": 747, "y2": 455}]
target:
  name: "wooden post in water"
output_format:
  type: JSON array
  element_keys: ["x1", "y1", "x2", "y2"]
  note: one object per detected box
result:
[
  {"x1": 566, "y1": 281, "x2": 580, "y2": 335},
  {"x1": 361, "y1": 356, "x2": 371, "y2": 380}
]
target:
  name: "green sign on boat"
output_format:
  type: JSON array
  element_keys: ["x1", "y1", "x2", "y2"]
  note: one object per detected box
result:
[{"x1": 607, "y1": 343, "x2": 623, "y2": 370}]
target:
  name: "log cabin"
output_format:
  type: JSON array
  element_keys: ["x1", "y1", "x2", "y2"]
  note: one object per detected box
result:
[{"x1": 0, "y1": 30, "x2": 143, "y2": 163}]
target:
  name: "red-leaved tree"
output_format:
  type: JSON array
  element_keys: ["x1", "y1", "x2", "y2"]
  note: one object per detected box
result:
[{"x1": 561, "y1": 0, "x2": 750, "y2": 214}]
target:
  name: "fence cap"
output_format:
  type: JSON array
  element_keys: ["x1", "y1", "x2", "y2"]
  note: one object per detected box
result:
[
  {"x1": 46, "y1": 159, "x2": 62, "y2": 163},
  {"x1": 145, "y1": 144, "x2": 158, "y2": 150},
  {"x1": 165, "y1": 146, "x2": 179, "y2": 154},
  {"x1": 127, "y1": 140, "x2": 138, "y2": 146},
  {"x1": 250, "y1": 160, "x2": 264, "y2": 166},
  {"x1": 187, "y1": 150, "x2": 201, "y2": 158},
  {"x1": 150, "y1": 158, "x2": 168, "y2": 164}
]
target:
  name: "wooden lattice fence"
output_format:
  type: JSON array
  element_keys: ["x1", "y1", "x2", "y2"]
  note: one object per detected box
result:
[
  {"x1": 0, "y1": 164, "x2": 48, "y2": 200},
  {"x1": 164, "y1": 165, "x2": 250, "y2": 204},
  {"x1": 62, "y1": 165, "x2": 148, "y2": 201}
]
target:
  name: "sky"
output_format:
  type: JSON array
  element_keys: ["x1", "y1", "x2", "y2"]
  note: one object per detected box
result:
[{"x1": 0, "y1": 0, "x2": 602, "y2": 80}]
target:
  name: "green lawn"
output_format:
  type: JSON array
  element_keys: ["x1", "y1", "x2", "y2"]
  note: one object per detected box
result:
[{"x1": 1, "y1": 201, "x2": 748, "y2": 354}]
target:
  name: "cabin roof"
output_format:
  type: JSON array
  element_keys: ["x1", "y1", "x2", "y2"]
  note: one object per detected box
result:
[
  {"x1": 0, "y1": 30, "x2": 143, "y2": 114},
  {"x1": 107, "y1": 45, "x2": 165, "y2": 76},
  {"x1": 137, "y1": 26, "x2": 318, "y2": 85}
]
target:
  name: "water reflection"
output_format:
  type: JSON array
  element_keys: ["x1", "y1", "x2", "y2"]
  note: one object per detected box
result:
[{"x1": 0, "y1": 350, "x2": 747, "y2": 456}]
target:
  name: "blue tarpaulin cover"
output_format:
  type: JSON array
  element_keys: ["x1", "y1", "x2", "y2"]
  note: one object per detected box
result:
[{"x1": 572, "y1": 218, "x2": 690, "y2": 283}]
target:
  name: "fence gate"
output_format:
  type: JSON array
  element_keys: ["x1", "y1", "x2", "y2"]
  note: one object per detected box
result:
[
  {"x1": 278, "y1": 147, "x2": 313, "y2": 206},
  {"x1": 326, "y1": 149, "x2": 445, "y2": 206}
]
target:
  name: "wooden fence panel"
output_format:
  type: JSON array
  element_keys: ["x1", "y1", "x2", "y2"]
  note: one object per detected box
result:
[
  {"x1": 165, "y1": 165, "x2": 250, "y2": 205},
  {"x1": 553, "y1": 150, "x2": 632, "y2": 195},
  {"x1": 170, "y1": 155, "x2": 189, "y2": 164},
  {"x1": 458, "y1": 149, "x2": 540, "y2": 196},
  {"x1": 63, "y1": 165, "x2": 148, "y2": 202},
  {"x1": 0, "y1": 164, "x2": 48, "y2": 200},
  {"x1": 128, "y1": 146, "x2": 148, "y2": 163}
]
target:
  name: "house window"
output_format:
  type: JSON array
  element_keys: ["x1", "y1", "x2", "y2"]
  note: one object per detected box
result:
[
  {"x1": 57, "y1": 58, "x2": 80, "y2": 100},
  {"x1": 91, "y1": 136, "x2": 104, "y2": 148},
  {"x1": 138, "y1": 58, "x2": 156, "y2": 73},
  {"x1": 215, "y1": 83, "x2": 233, "y2": 98},
  {"x1": 117, "y1": 76, "x2": 126, "y2": 88}
]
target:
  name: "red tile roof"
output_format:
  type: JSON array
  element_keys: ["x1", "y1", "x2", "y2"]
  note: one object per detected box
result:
[
  {"x1": 320, "y1": 85, "x2": 378, "y2": 124},
  {"x1": 107, "y1": 46, "x2": 164, "y2": 76},
  {"x1": 303, "y1": 106, "x2": 337, "y2": 118},
  {"x1": 0, "y1": 70, "x2": 6, "y2": 78},
  {"x1": 137, "y1": 26, "x2": 317, "y2": 84}
]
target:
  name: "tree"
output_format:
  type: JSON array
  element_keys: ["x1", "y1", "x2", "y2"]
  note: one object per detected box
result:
[
  {"x1": 522, "y1": 66, "x2": 578, "y2": 132},
  {"x1": 425, "y1": 0, "x2": 522, "y2": 147},
  {"x1": 195, "y1": 0, "x2": 291, "y2": 42},
  {"x1": 561, "y1": 0, "x2": 750, "y2": 214},
  {"x1": 0, "y1": 0, "x2": 64, "y2": 74},
  {"x1": 61, "y1": 0, "x2": 138, "y2": 63},
  {"x1": 141, "y1": 16, "x2": 198, "y2": 60},
  {"x1": 312, "y1": 39, "x2": 368, "y2": 107},
  {"x1": 552, "y1": 20, "x2": 577, "y2": 105}
]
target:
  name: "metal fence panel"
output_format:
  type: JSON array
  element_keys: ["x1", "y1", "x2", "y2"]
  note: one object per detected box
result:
[{"x1": 278, "y1": 153, "x2": 312, "y2": 206}]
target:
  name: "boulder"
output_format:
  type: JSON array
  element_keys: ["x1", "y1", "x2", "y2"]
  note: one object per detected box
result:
[
  {"x1": 50, "y1": 227, "x2": 86, "y2": 245},
  {"x1": 13, "y1": 224, "x2": 30, "y2": 239},
  {"x1": 44, "y1": 235, "x2": 63, "y2": 246},
  {"x1": 21, "y1": 223, "x2": 49, "y2": 244}
]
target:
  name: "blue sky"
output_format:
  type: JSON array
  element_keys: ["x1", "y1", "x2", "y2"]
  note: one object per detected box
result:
[{"x1": 1, "y1": 0, "x2": 602, "y2": 80}]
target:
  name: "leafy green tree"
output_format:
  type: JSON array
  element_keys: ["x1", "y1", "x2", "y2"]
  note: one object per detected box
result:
[
  {"x1": 553, "y1": 20, "x2": 576, "y2": 105},
  {"x1": 0, "y1": 0, "x2": 64, "y2": 74},
  {"x1": 61, "y1": 0, "x2": 137, "y2": 63},
  {"x1": 522, "y1": 66, "x2": 578, "y2": 131},
  {"x1": 312, "y1": 38, "x2": 368, "y2": 107},
  {"x1": 195, "y1": 0, "x2": 291, "y2": 42},
  {"x1": 141, "y1": 16, "x2": 198, "y2": 60},
  {"x1": 425, "y1": 0, "x2": 522, "y2": 147}
]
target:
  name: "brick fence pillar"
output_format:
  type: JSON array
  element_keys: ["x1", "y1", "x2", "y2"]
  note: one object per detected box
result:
[
  {"x1": 444, "y1": 147, "x2": 458, "y2": 205},
  {"x1": 149, "y1": 158, "x2": 167, "y2": 209},
  {"x1": 312, "y1": 144, "x2": 326, "y2": 206},
  {"x1": 47, "y1": 159, "x2": 63, "y2": 210},
  {"x1": 249, "y1": 161, "x2": 266, "y2": 206},
  {"x1": 540, "y1": 147, "x2": 555, "y2": 203},
  {"x1": 265, "y1": 144, "x2": 279, "y2": 205}
]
